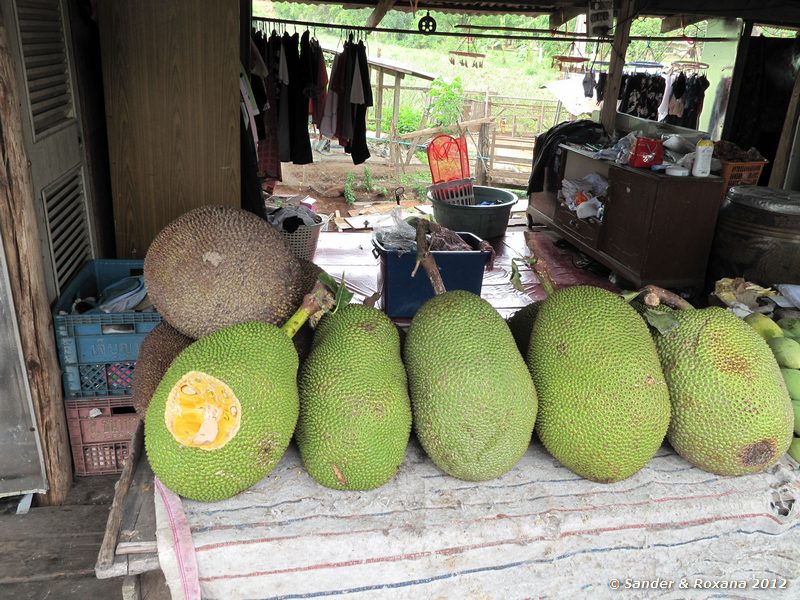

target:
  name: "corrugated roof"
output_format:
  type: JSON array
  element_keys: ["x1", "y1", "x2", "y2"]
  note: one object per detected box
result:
[{"x1": 278, "y1": 0, "x2": 800, "y2": 26}]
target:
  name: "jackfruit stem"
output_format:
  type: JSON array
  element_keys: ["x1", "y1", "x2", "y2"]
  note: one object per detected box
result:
[
  {"x1": 413, "y1": 219, "x2": 446, "y2": 295},
  {"x1": 281, "y1": 281, "x2": 336, "y2": 338},
  {"x1": 636, "y1": 285, "x2": 694, "y2": 311},
  {"x1": 526, "y1": 233, "x2": 557, "y2": 297}
]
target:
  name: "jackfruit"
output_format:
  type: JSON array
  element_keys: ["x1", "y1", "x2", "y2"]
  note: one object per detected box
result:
[
  {"x1": 782, "y1": 368, "x2": 800, "y2": 402},
  {"x1": 528, "y1": 286, "x2": 670, "y2": 483},
  {"x1": 744, "y1": 313, "x2": 784, "y2": 340},
  {"x1": 145, "y1": 321, "x2": 299, "y2": 501},
  {"x1": 506, "y1": 302, "x2": 539, "y2": 357},
  {"x1": 296, "y1": 305, "x2": 411, "y2": 490},
  {"x1": 144, "y1": 206, "x2": 304, "y2": 339},
  {"x1": 404, "y1": 290, "x2": 537, "y2": 481},
  {"x1": 652, "y1": 307, "x2": 793, "y2": 476},
  {"x1": 132, "y1": 322, "x2": 193, "y2": 417},
  {"x1": 768, "y1": 337, "x2": 800, "y2": 369}
]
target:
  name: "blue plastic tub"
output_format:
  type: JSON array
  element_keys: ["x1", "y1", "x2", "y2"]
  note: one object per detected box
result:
[
  {"x1": 53, "y1": 260, "x2": 162, "y2": 398},
  {"x1": 372, "y1": 232, "x2": 491, "y2": 318}
]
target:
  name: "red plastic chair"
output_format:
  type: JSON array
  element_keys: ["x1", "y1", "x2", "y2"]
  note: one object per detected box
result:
[{"x1": 427, "y1": 134, "x2": 470, "y2": 184}]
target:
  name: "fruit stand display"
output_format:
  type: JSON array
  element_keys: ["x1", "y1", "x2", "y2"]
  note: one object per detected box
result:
[{"x1": 92, "y1": 207, "x2": 800, "y2": 598}]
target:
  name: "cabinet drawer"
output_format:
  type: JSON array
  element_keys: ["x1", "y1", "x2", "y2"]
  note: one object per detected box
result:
[{"x1": 553, "y1": 204, "x2": 602, "y2": 248}]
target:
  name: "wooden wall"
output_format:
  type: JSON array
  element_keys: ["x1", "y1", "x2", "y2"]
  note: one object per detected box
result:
[{"x1": 98, "y1": 0, "x2": 240, "y2": 258}]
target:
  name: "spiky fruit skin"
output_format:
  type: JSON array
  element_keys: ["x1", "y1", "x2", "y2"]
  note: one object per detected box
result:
[
  {"x1": 654, "y1": 307, "x2": 793, "y2": 476},
  {"x1": 296, "y1": 305, "x2": 411, "y2": 490},
  {"x1": 132, "y1": 322, "x2": 193, "y2": 417},
  {"x1": 404, "y1": 290, "x2": 537, "y2": 481},
  {"x1": 145, "y1": 321, "x2": 299, "y2": 501},
  {"x1": 528, "y1": 286, "x2": 670, "y2": 483},
  {"x1": 144, "y1": 206, "x2": 303, "y2": 339},
  {"x1": 506, "y1": 302, "x2": 540, "y2": 357}
]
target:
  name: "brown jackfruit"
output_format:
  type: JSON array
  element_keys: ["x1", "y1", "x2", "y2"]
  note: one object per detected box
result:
[{"x1": 144, "y1": 206, "x2": 304, "y2": 338}]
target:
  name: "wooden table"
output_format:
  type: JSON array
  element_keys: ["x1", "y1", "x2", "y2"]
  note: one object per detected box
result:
[{"x1": 92, "y1": 230, "x2": 619, "y2": 597}]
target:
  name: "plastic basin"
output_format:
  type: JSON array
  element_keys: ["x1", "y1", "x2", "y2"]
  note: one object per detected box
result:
[{"x1": 427, "y1": 186, "x2": 518, "y2": 240}]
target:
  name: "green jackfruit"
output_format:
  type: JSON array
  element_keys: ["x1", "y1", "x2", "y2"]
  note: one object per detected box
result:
[
  {"x1": 768, "y1": 337, "x2": 800, "y2": 369},
  {"x1": 782, "y1": 368, "x2": 800, "y2": 402},
  {"x1": 145, "y1": 321, "x2": 299, "y2": 501},
  {"x1": 744, "y1": 313, "x2": 784, "y2": 340},
  {"x1": 653, "y1": 307, "x2": 793, "y2": 476},
  {"x1": 506, "y1": 302, "x2": 540, "y2": 357},
  {"x1": 296, "y1": 305, "x2": 411, "y2": 490},
  {"x1": 404, "y1": 290, "x2": 537, "y2": 481},
  {"x1": 528, "y1": 286, "x2": 670, "y2": 483}
]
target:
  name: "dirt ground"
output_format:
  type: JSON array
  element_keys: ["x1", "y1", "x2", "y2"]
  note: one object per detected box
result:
[{"x1": 271, "y1": 143, "x2": 431, "y2": 220}]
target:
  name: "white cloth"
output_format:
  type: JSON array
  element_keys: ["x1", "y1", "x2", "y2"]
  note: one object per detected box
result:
[{"x1": 658, "y1": 72, "x2": 674, "y2": 122}]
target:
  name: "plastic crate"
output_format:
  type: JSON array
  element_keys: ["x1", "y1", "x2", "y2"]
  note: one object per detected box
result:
[
  {"x1": 719, "y1": 159, "x2": 767, "y2": 192},
  {"x1": 372, "y1": 231, "x2": 491, "y2": 318},
  {"x1": 66, "y1": 397, "x2": 140, "y2": 476},
  {"x1": 53, "y1": 260, "x2": 161, "y2": 398}
]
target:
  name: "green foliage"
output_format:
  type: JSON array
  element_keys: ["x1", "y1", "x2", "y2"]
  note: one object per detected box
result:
[
  {"x1": 362, "y1": 166, "x2": 374, "y2": 192},
  {"x1": 344, "y1": 172, "x2": 356, "y2": 206},
  {"x1": 429, "y1": 77, "x2": 465, "y2": 129},
  {"x1": 381, "y1": 104, "x2": 423, "y2": 135}
]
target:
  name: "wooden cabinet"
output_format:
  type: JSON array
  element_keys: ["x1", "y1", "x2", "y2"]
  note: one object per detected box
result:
[{"x1": 528, "y1": 145, "x2": 725, "y2": 290}]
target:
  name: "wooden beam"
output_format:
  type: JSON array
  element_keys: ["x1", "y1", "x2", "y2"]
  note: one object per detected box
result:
[
  {"x1": 0, "y1": 20, "x2": 71, "y2": 505},
  {"x1": 600, "y1": 0, "x2": 636, "y2": 136},
  {"x1": 366, "y1": 0, "x2": 395, "y2": 30},
  {"x1": 660, "y1": 14, "x2": 710, "y2": 34},
  {"x1": 397, "y1": 116, "x2": 494, "y2": 140},
  {"x1": 549, "y1": 8, "x2": 584, "y2": 29},
  {"x1": 769, "y1": 66, "x2": 800, "y2": 188}
]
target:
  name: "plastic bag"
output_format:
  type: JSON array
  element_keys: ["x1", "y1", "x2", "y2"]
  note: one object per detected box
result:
[{"x1": 373, "y1": 207, "x2": 417, "y2": 253}]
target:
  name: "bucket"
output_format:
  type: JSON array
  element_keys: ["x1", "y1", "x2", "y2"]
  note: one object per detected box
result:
[{"x1": 427, "y1": 186, "x2": 517, "y2": 240}]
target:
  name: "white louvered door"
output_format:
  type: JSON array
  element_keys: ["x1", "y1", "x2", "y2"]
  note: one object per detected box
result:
[{"x1": 2, "y1": 0, "x2": 95, "y2": 301}]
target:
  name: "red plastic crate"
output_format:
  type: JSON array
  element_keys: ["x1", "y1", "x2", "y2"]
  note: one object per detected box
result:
[{"x1": 66, "y1": 397, "x2": 140, "y2": 476}]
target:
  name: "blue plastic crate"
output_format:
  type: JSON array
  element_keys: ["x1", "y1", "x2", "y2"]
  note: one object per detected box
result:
[
  {"x1": 53, "y1": 260, "x2": 162, "y2": 398},
  {"x1": 373, "y1": 232, "x2": 491, "y2": 318}
]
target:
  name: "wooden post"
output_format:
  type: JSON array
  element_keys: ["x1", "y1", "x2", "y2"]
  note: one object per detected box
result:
[
  {"x1": 769, "y1": 66, "x2": 800, "y2": 188},
  {"x1": 475, "y1": 122, "x2": 490, "y2": 185},
  {"x1": 391, "y1": 73, "x2": 402, "y2": 176},
  {"x1": 0, "y1": 20, "x2": 71, "y2": 505},
  {"x1": 600, "y1": 0, "x2": 635, "y2": 136},
  {"x1": 722, "y1": 21, "x2": 753, "y2": 142},
  {"x1": 374, "y1": 67, "x2": 384, "y2": 138}
]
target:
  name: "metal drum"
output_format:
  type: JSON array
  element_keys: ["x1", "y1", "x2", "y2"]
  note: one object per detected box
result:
[{"x1": 708, "y1": 186, "x2": 800, "y2": 285}]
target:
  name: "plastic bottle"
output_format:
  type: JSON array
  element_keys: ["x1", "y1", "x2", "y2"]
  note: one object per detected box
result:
[{"x1": 692, "y1": 138, "x2": 714, "y2": 177}]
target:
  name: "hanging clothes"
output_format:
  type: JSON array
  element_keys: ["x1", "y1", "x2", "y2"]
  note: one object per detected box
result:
[
  {"x1": 347, "y1": 41, "x2": 372, "y2": 165},
  {"x1": 617, "y1": 72, "x2": 665, "y2": 121}
]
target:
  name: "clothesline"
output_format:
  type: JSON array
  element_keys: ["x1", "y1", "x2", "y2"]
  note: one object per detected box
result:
[{"x1": 252, "y1": 16, "x2": 739, "y2": 44}]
